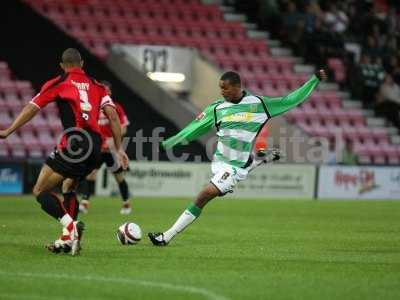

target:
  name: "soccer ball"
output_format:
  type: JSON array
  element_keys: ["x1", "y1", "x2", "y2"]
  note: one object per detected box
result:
[{"x1": 116, "y1": 222, "x2": 142, "y2": 245}]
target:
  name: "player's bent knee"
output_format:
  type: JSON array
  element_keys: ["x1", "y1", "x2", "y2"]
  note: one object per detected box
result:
[
  {"x1": 32, "y1": 186, "x2": 41, "y2": 197},
  {"x1": 32, "y1": 184, "x2": 45, "y2": 197}
]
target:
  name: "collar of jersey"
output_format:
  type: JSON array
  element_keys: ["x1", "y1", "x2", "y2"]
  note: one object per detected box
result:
[
  {"x1": 67, "y1": 67, "x2": 85, "y2": 74},
  {"x1": 230, "y1": 90, "x2": 247, "y2": 104}
]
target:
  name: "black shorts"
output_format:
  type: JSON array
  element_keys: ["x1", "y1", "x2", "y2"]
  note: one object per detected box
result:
[
  {"x1": 95, "y1": 152, "x2": 124, "y2": 174},
  {"x1": 46, "y1": 130, "x2": 102, "y2": 180}
]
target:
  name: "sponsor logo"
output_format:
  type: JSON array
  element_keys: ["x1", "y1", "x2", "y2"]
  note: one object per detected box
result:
[
  {"x1": 223, "y1": 113, "x2": 254, "y2": 122},
  {"x1": 0, "y1": 168, "x2": 18, "y2": 183},
  {"x1": 334, "y1": 170, "x2": 378, "y2": 194},
  {"x1": 130, "y1": 168, "x2": 192, "y2": 180},
  {"x1": 250, "y1": 104, "x2": 258, "y2": 112}
]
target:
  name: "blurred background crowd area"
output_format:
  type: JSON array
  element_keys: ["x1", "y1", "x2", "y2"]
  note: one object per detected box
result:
[{"x1": 229, "y1": 0, "x2": 400, "y2": 128}]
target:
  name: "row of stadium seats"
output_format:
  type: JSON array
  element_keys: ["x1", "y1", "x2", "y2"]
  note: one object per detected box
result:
[
  {"x1": 39, "y1": 2, "x2": 222, "y2": 22},
  {"x1": 60, "y1": 20, "x2": 247, "y2": 40},
  {"x1": 0, "y1": 61, "x2": 62, "y2": 158},
  {"x1": 22, "y1": 0, "x2": 399, "y2": 165}
]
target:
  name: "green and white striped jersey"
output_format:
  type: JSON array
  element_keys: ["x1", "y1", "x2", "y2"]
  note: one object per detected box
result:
[
  {"x1": 213, "y1": 92, "x2": 269, "y2": 167},
  {"x1": 162, "y1": 75, "x2": 320, "y2": 168}
]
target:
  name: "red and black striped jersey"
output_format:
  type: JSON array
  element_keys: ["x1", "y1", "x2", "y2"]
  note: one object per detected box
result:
[
  {"x1": 30, "y1": 67, "x2": 115, "y2": 149},
  {"x1": 98, "y1": 102, "x2": 129, "y2": 138},
  {"x1": 98, "y1": 102, "x2": 129, "y2": 151}
]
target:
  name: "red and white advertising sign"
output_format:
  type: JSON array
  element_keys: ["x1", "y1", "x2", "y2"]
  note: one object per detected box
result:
[{"x1": 318, "y1": 166, "x2": 400, "y2": 200}]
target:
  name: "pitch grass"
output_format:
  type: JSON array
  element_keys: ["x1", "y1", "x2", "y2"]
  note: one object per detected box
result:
[{"x1": 0, "y1": 196, "x2": 400, "y2": 300}]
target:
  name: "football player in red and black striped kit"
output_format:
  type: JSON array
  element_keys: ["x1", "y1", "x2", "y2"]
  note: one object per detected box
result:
[
  {"x1": 0, "y1": 48, "x2": 129, "y2": 255},
  {"x1": 79, "y1": 80, "x2": 133, "y2": 215}
]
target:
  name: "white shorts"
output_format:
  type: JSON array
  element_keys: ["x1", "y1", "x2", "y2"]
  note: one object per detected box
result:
[{"x1": 210, "y1": 161, "x2": 248, "y2": 195}]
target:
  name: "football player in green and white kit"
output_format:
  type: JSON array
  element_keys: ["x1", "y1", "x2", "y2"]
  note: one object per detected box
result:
[{"x1": 149, "y1": 69, "x2": 327, "y2": 246}]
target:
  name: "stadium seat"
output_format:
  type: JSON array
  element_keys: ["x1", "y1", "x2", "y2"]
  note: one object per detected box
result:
[{"x1": 0, "y1": 140, "x2": 8, "y2": 157}]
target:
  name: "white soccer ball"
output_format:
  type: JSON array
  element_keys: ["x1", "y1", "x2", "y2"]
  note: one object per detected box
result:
[{"x1": 116, "y1": 222, "x2": 142, "y2": 245}]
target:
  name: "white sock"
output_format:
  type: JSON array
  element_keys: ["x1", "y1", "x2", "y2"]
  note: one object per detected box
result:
[
  {"x1": 163, "y1": 209, "x2": 197, "y2": 242},
  {"x1": 59, "y1": 214, "x2": 73, "y2": 228}
]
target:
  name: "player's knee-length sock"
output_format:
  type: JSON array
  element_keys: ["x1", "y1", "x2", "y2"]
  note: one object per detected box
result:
[
  {"x1": 36, "y1": 192, "x2": 66, "y2": 220},
  {"x1": 36, "y1": 192, "x2": 73, "y2": 228},
  {"x1": 118, "y1": 179, "x2": 130, "y2": 201},
  {"x1": 63, "y1": 191, "x2": 79, "y2": 220},
  {"x1": 163, "y1": 203, "x2": 202, "y2": 242},
  {"x1": 81, "y1": 179, "x2": 95, "y2": 201}
]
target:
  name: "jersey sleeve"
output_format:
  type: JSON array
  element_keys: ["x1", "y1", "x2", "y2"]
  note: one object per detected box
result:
[
  {"x1": 99, "y1": 87, "x2": 115, "y2": 110},
  {"x1": 161, "y1": 100, "x2": 221, "y2": 149},
  {"x1": 30, "y1": 77, "x2": 62, "y2": 109},
  {"x1": 262, "y1": 75, "x2": 320, "y2": 117}
]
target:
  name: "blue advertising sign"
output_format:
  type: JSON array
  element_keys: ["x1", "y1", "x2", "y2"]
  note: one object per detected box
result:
[{"x1": 0, "y1": 163, "x2": 23, "y2": 194}]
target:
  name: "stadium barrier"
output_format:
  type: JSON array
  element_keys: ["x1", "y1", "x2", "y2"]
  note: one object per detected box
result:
[
  {"x1": 96, "y1": 161, "x2": 316, "y2": 199},
  {"x1": 317, "y1": 165, "x2": 400, "y2": 200},
  {"x1": 0, "y1": 161, "x2": 24, "y2": 194},
  {"x1": 10, "y1": 161, "x2": 400, "y2": 200}
]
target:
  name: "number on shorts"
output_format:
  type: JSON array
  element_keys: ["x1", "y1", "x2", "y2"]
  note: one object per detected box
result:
[{"x1": 220, "y1": 172, "x2": 230, "y2": 181}]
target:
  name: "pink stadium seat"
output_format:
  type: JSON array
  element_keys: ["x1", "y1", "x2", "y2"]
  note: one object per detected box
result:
[
  {"x1": 0, "y1": 112, "x2": 12, "y2": 128},
  {"x1": 32, "y1": 116, "x2": 50, "y2": 132},
  {"x1": 370, "y1": 127, "x2": 389, "y2": 144},
  {"x1": 21, "y1": 132, "x2": 42, "y2": 151},
  {"x1": 0, "y1": 139, "x2": 8, "y2": 157},
  {"x1": 9, "y1": 144, "x2": 26, "y2": 158},
  {"x1": 27, "y1": 144, "x2": 44, "y2": 158},
  {"x1": 38, "y1": 130, "x2": 55, "y2": 147},
  {"x1": 0, "y1": 62, "x2": 11, "y2": 81},
  {"x1": 382, "y1": 144, "x2": 398, "y2": 161},
  {"x1": 7, "y1": 134, "x2": 24, "y2": 148}
]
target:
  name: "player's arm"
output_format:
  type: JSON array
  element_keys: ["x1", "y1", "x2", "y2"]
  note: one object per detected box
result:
[
  {"x1": 116, "y1": 104, "x2": 129, "y2": 137},
  {"x1": 0, "y1": 80, "x2": 60, "y2": 139},
  {"x1": 0, "y1": 103, "x2": 39, "y2": 138},
  {"x1": 103, "y1": 105, "x2": 129, "y2": 169},
  {"x1": 262, "y1": 70, "x2": 327, "y2": 117},
  {"x1": 161, "y1": 101, "x2": 221, "y2": 149},
  {"x1": 121, "y1": 126, "x2": 127, "y2": 137}
]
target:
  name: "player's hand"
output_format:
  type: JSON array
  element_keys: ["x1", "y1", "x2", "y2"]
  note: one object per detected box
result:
[
  {"x1": 0, "y1": 129, "x2": 10, "y2": 139},
  {"x1": 315, "y1": 69, "x2": 327, "y2": 81},
  {"x1": 118, "y1": 150, "x2": 129, "y2": 170}
]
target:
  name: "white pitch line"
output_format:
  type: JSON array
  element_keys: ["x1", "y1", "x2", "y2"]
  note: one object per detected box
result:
[{"x1": 0, "y1": 271, "x2": 229, "y2": 300}]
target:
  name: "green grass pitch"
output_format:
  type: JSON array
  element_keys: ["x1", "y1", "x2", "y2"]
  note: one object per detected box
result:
[{"x1": 0, "y1": 195, "x2": 399, "y2": 300}]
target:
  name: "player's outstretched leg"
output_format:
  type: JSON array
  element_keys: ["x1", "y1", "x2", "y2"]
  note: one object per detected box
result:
[{"x1": 148, "y1": 183, "x2": 219, "y2": 246}]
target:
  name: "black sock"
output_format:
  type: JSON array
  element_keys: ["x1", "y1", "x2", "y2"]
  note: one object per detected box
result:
[
  {"x1": 36, "y1": 192, "x2": 66, "y2": 220},
  {"x1": 81, "y1": 179, "x2": 95, "y2": 201},
  {"x1": 118, "y1": 180, "x2": 130, "y2": 202},
  {"x1": 63, "y1": 191, "x2": 79, "y2": 220}
]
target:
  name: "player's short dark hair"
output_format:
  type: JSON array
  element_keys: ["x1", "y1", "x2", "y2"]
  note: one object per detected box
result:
[
  {"x1": 220, "y1": 71, "x2": 241, "y2": 86},
  {"x1": 100, "y1": 80, "x2": 112, "y2": 89},
  {"x1": 61, "y1": 48, "x2": 82, "y2": 65}
]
